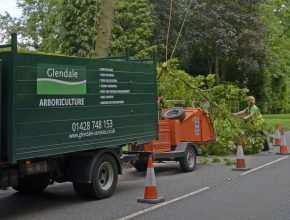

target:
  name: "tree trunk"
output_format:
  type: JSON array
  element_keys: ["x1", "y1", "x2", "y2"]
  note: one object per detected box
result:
[
  {"x1": 220, "y1": 61, "x2": 226, "y2": 81},
  {"x1": 208, "y1": 60, "x2": 213, "y2": 73},
  {"x1": 94, "y1": 0, "x2": 116, "y2": 58},
  {"x1": 215, "y1": 55, "x2": 219, "y2": 82}
]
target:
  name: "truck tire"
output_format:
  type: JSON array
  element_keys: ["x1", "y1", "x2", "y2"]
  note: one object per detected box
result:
[
  {"x1": 12, "y1": 174, "x2": 49, "y2": 193},
  {"x1": 161, "y1": 107, "x2": 186, "y2": 120},
  {"x1": 73, "y1": 154, "x2": 118, "y2": 199},
  {"x1": 179, "y1": 146, "x2": 196, "y2": 172},
  {"x1": 131, "y1": 160, "x2": 147, "y2": 171}
]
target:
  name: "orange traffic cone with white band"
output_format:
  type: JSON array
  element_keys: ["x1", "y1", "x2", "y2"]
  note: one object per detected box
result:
[
  {"x1": 274, "y1": 124, "x2": 281, "y2": 146},
  {"x1": 232, "y1": 139, "x2": 250, "y2": 171},
  {"x1": 137, "y1": 155, "x2": 165, "y2": 204},
  {"x1": 276, "y1": 129, "x2": 289, "y2": 155}
]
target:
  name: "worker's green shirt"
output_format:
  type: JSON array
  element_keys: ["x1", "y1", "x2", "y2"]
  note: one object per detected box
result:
[{"x1": 245, "y1": 105, "x2": 264, "y2": 126}]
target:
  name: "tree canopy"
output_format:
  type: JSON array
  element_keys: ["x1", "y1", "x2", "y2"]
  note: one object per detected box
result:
[{"x1": 0, "y1": 0, "x2": 289, "y2": 113}]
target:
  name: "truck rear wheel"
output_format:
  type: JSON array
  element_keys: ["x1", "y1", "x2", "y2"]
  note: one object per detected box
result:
[
  {"x1": 73, "y1": 154, "x2": 118, "y2": 199},
  {"x1": 12, "y1": 174, "x2": 50, "y2": 193},
  {"x1": 179, "y1": 146, "x2": 196, "y2": 172}
]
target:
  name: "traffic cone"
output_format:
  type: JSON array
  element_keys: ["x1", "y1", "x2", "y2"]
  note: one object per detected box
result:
[
  {"x1": 276, "y1": 129, "x2": 290, "y2": 155},
  {"x1": 274, "y1": 124, "x2": 281, "y2": 146},
  {"x1": 137, "y1": 155, "x2": 165, "y2": 204},
  {"x1": 232, "y1": 140, "x2": 250, "y2": 171}
]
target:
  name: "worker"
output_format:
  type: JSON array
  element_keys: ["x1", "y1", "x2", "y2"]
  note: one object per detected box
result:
[
  {"x1": 234, "y1": 96, "x2": 269, "y2": 151},
  {"x1": 234, "y1": 96, "x2": 263, "y2": 123}
]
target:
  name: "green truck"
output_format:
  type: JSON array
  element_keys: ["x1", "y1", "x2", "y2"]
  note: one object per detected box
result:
[{"x1": 0, "y1": 34, "x2": 158, "y2": 199}]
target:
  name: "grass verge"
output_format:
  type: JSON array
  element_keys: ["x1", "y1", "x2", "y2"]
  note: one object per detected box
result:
[{"x1": 264, "y1": 114, "x2": 290, "y2": 131}]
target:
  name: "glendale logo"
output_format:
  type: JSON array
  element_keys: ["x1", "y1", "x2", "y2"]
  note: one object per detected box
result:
[
  {"x1": 46, "y1": 68, "x2": 79, "y2": 78},
  {"x1": 37, "y1": 64, "x2": 86, "y2": 95}
]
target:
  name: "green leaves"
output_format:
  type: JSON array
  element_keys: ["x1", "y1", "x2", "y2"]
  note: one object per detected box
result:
[
  {"x1": 0, "y1": 12, "x2": 20, "y2": 44},
  {"x1": 1, "y1": 0, "x2": 288, "y2": 114},
  {"x1": 259, "y1": 0, "x2": 290, "y2": 113},
  {"x1": 60, "y1": 0, "x2": 100, "y2": 57},
  {"x1": 158, "y1": 59, "x2": 264, "y2": 155},
  {"x1": 17, "y1": 0, "x2": 62, "y2": 52},
  {"x1": 110, "y1": 0, "x2": 155, "y2": 58}
]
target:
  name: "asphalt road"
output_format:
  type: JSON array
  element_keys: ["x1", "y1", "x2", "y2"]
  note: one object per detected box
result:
[
  {"x1": 285, "y1": 131, "x2": 290, "y2": 148},
  {"x1": 0, "y1": 152, "x2": 289, "y2": 220}
]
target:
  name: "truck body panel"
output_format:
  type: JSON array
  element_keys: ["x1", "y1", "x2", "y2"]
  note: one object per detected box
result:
[{"x1": 0, "y1": 43, "x2": 158, "y2": 164}]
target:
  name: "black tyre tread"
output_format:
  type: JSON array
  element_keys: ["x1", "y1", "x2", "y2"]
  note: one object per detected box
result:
[
  {"x1": 132, "y1": 160, "x2": 147, "y2": 171},
  {"x1": 179, "y1": 146, "x2": 197, "y2": 172},
  {"x1": 161, "y1": 107, "x2": 186, "y2": 120},
  {"x1": 73, "y1": 182, "x2": 94, "y2": 198},
  {"x1": 12, "y1": 174, "x2": 49, "y2": 193}
]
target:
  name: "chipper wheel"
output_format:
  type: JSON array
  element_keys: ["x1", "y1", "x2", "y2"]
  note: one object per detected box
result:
[
  {"x1": 131, "y1": 160, "x2": 147, "y2": 172},
  {"x1": 179, "y1": 146, "x2": 197, "y2": 172}
]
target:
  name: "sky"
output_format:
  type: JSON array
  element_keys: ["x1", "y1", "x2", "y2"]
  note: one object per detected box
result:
[{"x1": 0, "y1": 0, "x2": 22, "y2": 17}]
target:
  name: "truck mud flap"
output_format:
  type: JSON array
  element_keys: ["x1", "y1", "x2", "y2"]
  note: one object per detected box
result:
[
  {"x1": 66, "y1": 149, "x2": 122, "y2": 183},
  {"x1": 0, "y1": 168, "x2": 18, "y2": 189}
]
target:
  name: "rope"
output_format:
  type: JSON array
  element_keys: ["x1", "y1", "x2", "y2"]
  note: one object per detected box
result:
[
  {"x1": 170, "y1": 0, "x2": 194, "y2": 60},
  {"x1": 159, "y1": 0, "x2": 193, "y2": 80},
  {"x1": 165, "y1": 0, "x2": 173, "y2": 62}
]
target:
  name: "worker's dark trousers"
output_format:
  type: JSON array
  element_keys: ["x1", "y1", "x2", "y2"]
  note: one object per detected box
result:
[{"x1": 260, "y1": 131, "x2": 270, "y2": 151}]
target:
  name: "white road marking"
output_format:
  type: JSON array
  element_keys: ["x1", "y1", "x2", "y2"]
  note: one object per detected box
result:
[
  {"x1": 240, "y1": 156, "x2": 289, "y2": 176},
  {"x1": 116, "y1": 186, "x2": 210, "y2": 220}
]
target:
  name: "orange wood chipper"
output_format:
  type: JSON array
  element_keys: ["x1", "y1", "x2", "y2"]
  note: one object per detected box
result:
[{"x1": 127, "y1": 107, "x2": 215, "y2": 172}]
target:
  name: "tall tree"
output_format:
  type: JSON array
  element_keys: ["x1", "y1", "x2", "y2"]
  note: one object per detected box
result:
[
  {"x1": 95, "y1": 0, "x2": 116, "y2": 57},
  {"x1": 187, "y1": 1, "x2": 266, "y2": 83},
  {"x1": 149, "y1": 0, "x2": 190, "y2": 61},
  {"x1": 0, "y1": 12, "x2": 20, "y2": 44},
  {"x1": 60, "y1": 0, "x2": 100, "y2": 57},
  {"x1": 151, "y1": 0, "x2": 268, "y2": 108},
  {"x1": 259, "y1": 0, "x2": 290, "y2": 113},
  {"x1": 110, "y1": 0, "x2": 155, "y2": 58},
  {"x1": 16, "y1": 0, "x2": 62, "y2": 52}
]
